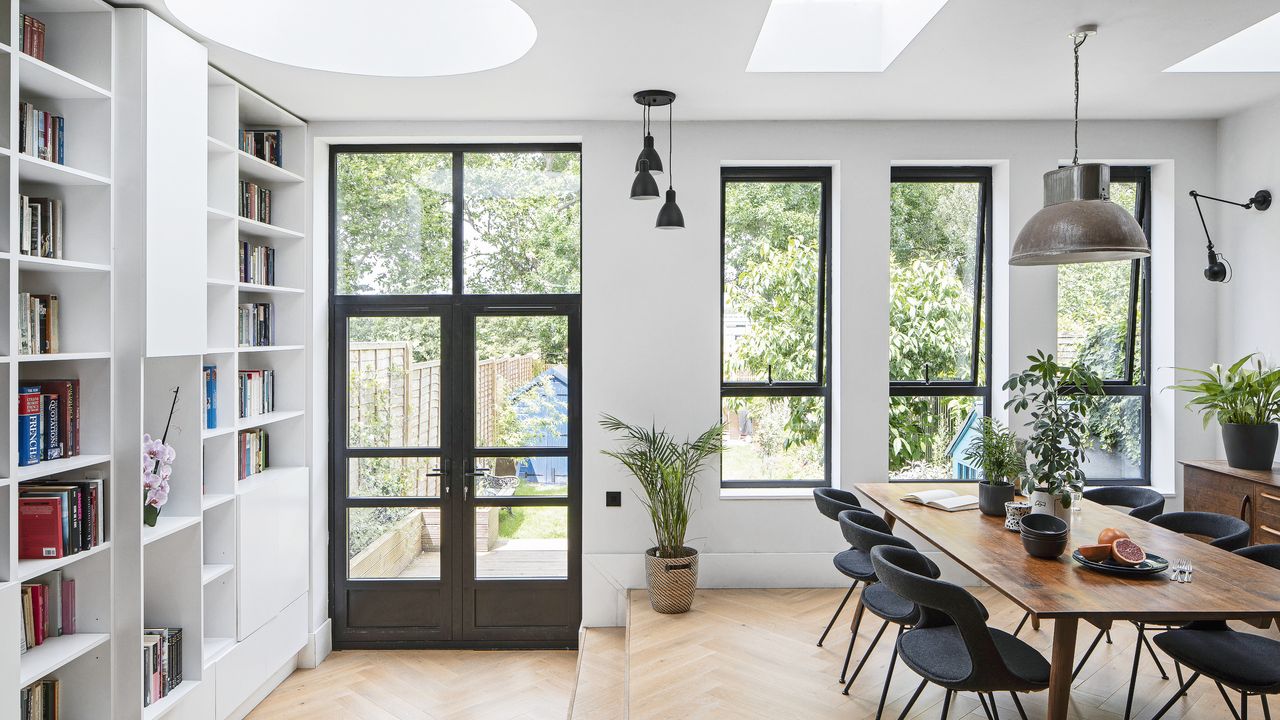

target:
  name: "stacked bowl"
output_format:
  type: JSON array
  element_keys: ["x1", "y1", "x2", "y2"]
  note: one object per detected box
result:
[{"x1": 1019, "y1": 513, "x2": 1070, "y2": 558}]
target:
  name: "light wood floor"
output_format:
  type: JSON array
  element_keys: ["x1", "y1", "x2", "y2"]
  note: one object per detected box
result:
[{"x1": 249, "y1": 587, "x2": 1273, "y2": 720}]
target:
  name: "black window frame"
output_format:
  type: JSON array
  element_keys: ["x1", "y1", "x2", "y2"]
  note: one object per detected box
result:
[
  {"x1": 1066, "y1": 165, "x2": 1152, "y2": 487},
  {"x1": 888, "y1": 166, "x2": 994, "y2": 481},
  {"x1": 719, "y1": 166, "x2": 833, "y2": 489}
]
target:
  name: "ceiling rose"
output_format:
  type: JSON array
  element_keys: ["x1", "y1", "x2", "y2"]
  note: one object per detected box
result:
[{"x1": 164, "y1": 0, "x2": 537, "y2": 77}]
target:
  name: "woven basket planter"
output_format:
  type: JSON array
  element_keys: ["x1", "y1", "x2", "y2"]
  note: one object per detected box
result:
[{"x1": 644, "y1": 547, "x2": 698, "y2": 614}]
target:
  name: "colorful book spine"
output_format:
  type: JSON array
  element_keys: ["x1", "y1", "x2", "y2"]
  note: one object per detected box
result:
[
  {"x1": 18, "y1": 386, "x2": 42, "y2": 467},
  {"x1": 204, "y1": 365, "x2": 218, "y2": 430}
]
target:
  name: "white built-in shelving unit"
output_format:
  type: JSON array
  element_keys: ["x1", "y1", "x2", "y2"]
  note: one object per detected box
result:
[
  {"x1": 0, "y1": 6, "x2": 311, "y2": 718},
  {"x1": 0, "y1": 0, "x2": 116, "y2": 717}
]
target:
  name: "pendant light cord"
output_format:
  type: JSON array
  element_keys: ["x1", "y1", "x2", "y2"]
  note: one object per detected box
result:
[
  {"x1": 1072, "y1": 31, "x2": 1088, "y2": 166},
  {"x1": 668, "y1": 102, "x2": 674, "y2": 190}
]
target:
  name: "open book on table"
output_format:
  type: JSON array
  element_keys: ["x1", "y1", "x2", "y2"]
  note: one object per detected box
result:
[{"x1": 900, "y1": 489, "x2": 979, "y2": 512}]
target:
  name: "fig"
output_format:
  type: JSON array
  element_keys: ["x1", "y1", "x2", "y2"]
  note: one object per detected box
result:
[{"x1": 1110, "y1": 538, "x2": 1146, "y2": 566}]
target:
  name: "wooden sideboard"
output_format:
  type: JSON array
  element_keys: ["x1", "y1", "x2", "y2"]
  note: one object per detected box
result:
[{"x1": 1182, "y1": 459, "x2": 1280, "y2": 545}]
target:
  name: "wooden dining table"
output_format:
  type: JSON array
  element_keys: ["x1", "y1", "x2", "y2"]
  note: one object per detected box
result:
[{"x1": 856, "y1": 482, "x2": 1280, "y2": 720}]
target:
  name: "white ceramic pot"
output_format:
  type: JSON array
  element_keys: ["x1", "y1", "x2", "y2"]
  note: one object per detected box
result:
[{"x1": 1028, "y1": 489, "x2": 1071, "y2": 521}]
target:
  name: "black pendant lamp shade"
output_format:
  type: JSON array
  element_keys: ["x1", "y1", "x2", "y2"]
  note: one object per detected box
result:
[
  {"x1": 657, "y1": 188, "x2": 684, "y2": 229},
  {"x1": 636, "y1": 132, "x2": 663, "y2": 174},
  {"x1": 630, "y1": 159, "x2": 660, "y2": 200},
  {"x1": 1010, "y1": 26, "x2": 1150, "y2": 266}
]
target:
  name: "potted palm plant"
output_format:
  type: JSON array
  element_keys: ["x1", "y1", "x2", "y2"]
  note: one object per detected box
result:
[
  {"x1": 600, "y1": 414, "x2": 722, "y2": 614},
  {"x1": 1004, "y1": 351, "x2": 1103, "y2": 519},
  {"x1": 1167, "y1": 353, "x2": 1280, "y2": 470},
  {"x1": 962, "y1": 417, "x2": 1025, "y2": 516}
]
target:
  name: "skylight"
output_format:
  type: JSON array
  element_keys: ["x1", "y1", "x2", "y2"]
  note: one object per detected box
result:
[
  {"x1": 747, "y1": 0, "x2": 949, "y2": 73},
  {"x1": 164, "y1": 0, "x2": 536, "y2": 77},
  {"x1": 1165, "y1": 11, "x2": 1280, "y2": 73}
]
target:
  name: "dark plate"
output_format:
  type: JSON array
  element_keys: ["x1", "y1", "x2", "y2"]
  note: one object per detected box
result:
[{"x1": 1071, "y1": 550, "x2": 1169, "y2": 576}]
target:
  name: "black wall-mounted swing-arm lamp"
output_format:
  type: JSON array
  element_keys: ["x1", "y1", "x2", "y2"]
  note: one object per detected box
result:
[{"x1": 1189, "y1": 189, "x2": 1272, "y2": 283}]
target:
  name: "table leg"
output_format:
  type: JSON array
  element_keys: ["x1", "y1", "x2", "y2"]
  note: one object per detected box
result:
[
  {"x1": 884, "y1": 513, "x2": 896, "y2": 530},
  {"x1": 1047, "y1": 617, "x2": 1079, "y2": 720}
]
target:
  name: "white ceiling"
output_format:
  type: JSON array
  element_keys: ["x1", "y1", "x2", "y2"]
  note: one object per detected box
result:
[{"x1": 140, "y1": 0, "x2": 1280, "y2": 123}]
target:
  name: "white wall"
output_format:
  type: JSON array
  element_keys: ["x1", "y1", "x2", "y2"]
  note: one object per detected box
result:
[{"x1": 309, "y1": 118, "x2": 1220, "y2": 630}]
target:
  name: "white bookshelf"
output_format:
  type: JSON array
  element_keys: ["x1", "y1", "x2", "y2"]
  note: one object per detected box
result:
[{"x1": 5, "y1": 0, "x2": 116, "y2": 717}]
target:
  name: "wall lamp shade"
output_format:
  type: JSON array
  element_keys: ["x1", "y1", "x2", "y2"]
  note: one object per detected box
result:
[
  {"x1": 656, "y1": 189, "x2": 685, "y2": 229},
  {"x1": 635, "y1": 135, "x2": 663, "y2": 174},
  {"x1": 630, "y1": 162, "x2": 660, "y2": 200},
  {"x1": 1010, "y1": 164, "x2": 1150, "y2": 265}
]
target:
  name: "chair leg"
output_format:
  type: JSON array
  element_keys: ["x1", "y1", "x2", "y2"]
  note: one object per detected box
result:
[
  {"x1": 818, "y1": 581, "x2": 858, "y2": 647},
  {"x1": 843, "y1": 619, "x2": 890, "y2": 694},
  {"x1": 1009, "y1": 692, "x2": 1028, "y2": 720},
  {"x1": 1150, "y1": 672, "x2": 1201, "y2": 720},
  {"x1": 1243, "y1": 692, "x2": 1250, "y2": 720},
  {"x1": 978, "y1": 693, "x2": 993, "y2": 720},
  {"x1": 896, "y1": 680, "x2": 928, "y2": 720},
  {"x1": 1217, "y1": 681, "x2": 1244, "y2": 720},
  {"x1": 874, "y1": 632, "x2": 901, "y2": 720},
  {"x1": 988, "y1": 693, "x2": 1000, "y2": 720},
  {"x1": 1139, "y1": 626, "x2": 1170, "y2": 680},
  {"x1": 1174, "y1": 661, "x2": 1185, "y2": 694},
  {"x1": 1072, "y1": 628, "x2": 1108, "y2": 679},
  {"x1": 1106, "y1": 629, "x2": 1113, "y2": 644},
  {"x1": 1123, "y1": 623, "x2": 1147, "y2": 720},
  {"x1": 1013, "y1": 611, "x2": 1030, "y2": 637},
  {"x1": 839, "y1": 597, "x2": 867, "y2": 682},
  {"x1": 1263, "y1": 695, "x2": 1272, "y2": 720},
  {"x1": 940, "y1": 689, "x2": 954, "y2": 720}
]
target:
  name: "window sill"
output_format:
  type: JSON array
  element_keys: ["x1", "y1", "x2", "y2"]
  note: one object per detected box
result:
[{"x1": 719, "y1": 487, "x2": 816, "y2": 501}]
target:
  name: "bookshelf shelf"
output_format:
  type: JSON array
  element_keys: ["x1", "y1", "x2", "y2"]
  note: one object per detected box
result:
[
  {"x1": 237, "y1": 344, "x2": 304, "y2": 354},
  {"x1": 207, "y1": 277, "x2": 235, "y2": 288},
  {"x1": 201, "y1": 492, "x2": 234, "y2": 511},
  {"x1": 13, "y1": 453, "x2": 111, "y2": 481},
  {"x1": 17, "y1": 540, "x2": 112, "y2": 582},
  {"x1": 238, "y1": 282, "x2": 303, "y2": 295},
  {"x1": 142, "y1": 515, "x2": 201, "y2": 546},
  {"x1": 207, "y1": 135, "x2": 234, "y2": 154},
  {"x1": 18, "y1": 351, "x2": 111, "y2": 362},
  {"x1": 142, "y1": 679, "x2": 201, "y2": 720},
  {"x1": 202, "y1": 637, "x2": 233, "y2": 666},
  {"x1": 19, "y1": 633, "x2": 111, "y2": 687},
  {"x1": 18, "y1": 52, "x2": 112, "y2": 100},
  {"x1": 201, "y1": 564, "x2": 232, "y2": 585},
  {"x1": 207, "y1": 206, "x2": 235, "y2": 221},
  {"x1": 201, "y1": 425, "x2": 236, "y2": 440},
  {"x1": 17, "y1": 255, "x2": 112, "y2": 273},
  {"x1": 237, "y1": 216, "x2": 303, "y2": 240},
  {"x1": 237, "y1": 150, "x2": 303, "y2": 184},
  {"x1": 235, "y1": 409, "x2": 303, "y2": 431},
  {"x1": 17, "y1": 154, "x2": 111, "y2": 186}
]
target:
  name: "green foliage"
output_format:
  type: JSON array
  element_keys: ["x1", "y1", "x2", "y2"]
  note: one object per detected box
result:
[
  {"x1": 1004, "y1": 351, "x2": 1104, "y2": 505},
  {"x1": 961, "y1": 417, "x2": 1025, "y2": 486},
  {"x1": 1167, "y1": 353, "x2": 1280, "y2": 427},
  {"x1": 600, "y1": 415, "x2": 723, "y2": 557},
  {"x1": 890, "y1": 259, "x2": 971, "y2": 383}
]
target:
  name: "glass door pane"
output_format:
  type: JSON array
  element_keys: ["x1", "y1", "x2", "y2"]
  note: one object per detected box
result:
[
  {"x1": 347, "y1": 315, "x2": 443, "y2": 448},
  {"x1": 474, "y1": 315, "x2": 569, "y2": 448},
  {"x1": 474, "y1": 506, "x2": 568, "y2": 579}
]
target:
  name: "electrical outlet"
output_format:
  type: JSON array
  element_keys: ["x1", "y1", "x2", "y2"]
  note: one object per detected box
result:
[{"x1": 606, "y1": 491, "x2": 622, "y2": 507}]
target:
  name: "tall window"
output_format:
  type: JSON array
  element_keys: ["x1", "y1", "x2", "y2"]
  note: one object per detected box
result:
[
  {"x1": 720, "y1": 168, "x2": 831, "y2": 488},
  {"x1": 1056, "y1": 167, "x2": 1151, "y2": 484},
  {"x1": 889, "y1": 168, "x2": 992, "y2": 480}
]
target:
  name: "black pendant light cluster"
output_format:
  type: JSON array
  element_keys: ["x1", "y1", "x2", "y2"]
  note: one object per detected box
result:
[
  {"x1": 630, "y1": 90, "x2": 683, "y2": 229},
  {"x1": 1010, "y1": 26, "x2": 1149, "y2": 266}
]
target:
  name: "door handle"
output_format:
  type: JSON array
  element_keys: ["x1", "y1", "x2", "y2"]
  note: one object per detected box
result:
[{"x1": 464, "y1": 468, "x2": 491, "y2": 477}]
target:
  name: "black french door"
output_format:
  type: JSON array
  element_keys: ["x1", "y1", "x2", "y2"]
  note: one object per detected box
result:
[{"x1": 329, "y1": 144, "x2": 582, "y2": 647}]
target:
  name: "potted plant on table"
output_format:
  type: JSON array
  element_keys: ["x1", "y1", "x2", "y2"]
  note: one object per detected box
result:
[
  {"x1": 1004, "y1": 351, "x2": 1103, "y2": 519},
  {"x1": 962, "y1": 417, "x2": 1025, "y2": 516},
  {"x1": 1167, "y1": 353, "x2": 1280, "y2": 470},
  {"x1": 600, "y1": 414, "x2": 722, "y2": 614}
]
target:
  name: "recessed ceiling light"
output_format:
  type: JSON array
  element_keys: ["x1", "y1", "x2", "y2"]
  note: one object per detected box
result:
[
  {"x1": 164, "y1": 0, "x2": 536, "y2": 77},
  {"x1": 1165, "y1": 11, "x2": 1280, "y2": 73},
  {"x1": 747, "y1": 0, "x2": 949, "y2": 73}
]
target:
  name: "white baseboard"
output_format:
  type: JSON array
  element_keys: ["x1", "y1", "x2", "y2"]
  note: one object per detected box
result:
[
  {"x1": 298, "y1": 618, "x2": 333, "y2": 669},
  {"x1": 582, "y1": 550, "x2": 981, "y2": 627},
  {"x1": 226, "y1": 658, "x2": 298, "y2": 720}
]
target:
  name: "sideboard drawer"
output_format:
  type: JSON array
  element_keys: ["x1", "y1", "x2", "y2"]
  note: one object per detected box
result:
[{"x1": 1185, "y1": 466, "x2": 1257, "y2": 521}]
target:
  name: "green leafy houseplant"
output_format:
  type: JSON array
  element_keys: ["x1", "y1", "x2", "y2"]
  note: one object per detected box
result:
[
  {"x1": 1004, "y1": 351, "x2": 1103, "y2": 509},
  {"x1": 962, "y1": 417, "x2": 1025, "y2": 486},
  {"x1": 599, "y1": 414, "x2": 723, "y2": 558},
  {"x1": 1167, "y1": 353, "x2": 1280, "y2": 470}
]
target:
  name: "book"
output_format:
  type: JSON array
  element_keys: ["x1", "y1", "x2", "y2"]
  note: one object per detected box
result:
[
  {"x1": 204, "y1": 364, "x2": 218, "y2": 430},
  {"x1": 22, "y1": 478, "x2": 101, "y2": 556},
  {"x1": 19, "y1": 14, "x2": 47, "y2": 61},
  {"x1": 18, "y1": 294, "x2": 60, "y2": 354},
  {"x1": 21, "y1": 677, "x2": 60, "y2": 720},
  {"x1": 240, "y1": 128, "x2": 283, "y2": 166},
  {"x1": 18, "y1": 101, "x2": 65, "y2": 164},
  {"x1": 237, "y1": 369, "x2": 274, "y2": 417},
  {"x1": 900, "y1": 489, "x2": 980, "y2": 512},
  {"x1": 239, "y1": 180, "x2": 272, "y2": 223},
  {"x1": 239, "y1": 240, "x2": 277, "y2": 285},
  {"x1": 142, "y1": 628, "x2": 184, "y2": 706},
  {"x1": 42, "y1": 392, "x2": 61, "y2": 460},
  {"x1": 238, "y1": 428, "x2": 269, "y2": 479},
  {"x1": 18, "y1": 385, "x2": 42, "y2": 466},
  {"x1": 20, "y1": 196, "x2": 64, "y2": 258},
  {"x1": 237, "y1": 303, "x2": 274, "y2": 347}
]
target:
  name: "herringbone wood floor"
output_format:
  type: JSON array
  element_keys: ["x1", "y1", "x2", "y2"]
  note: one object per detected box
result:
[{"x1": 247, "y1": 587, "x2": 1273, "y2": 720}]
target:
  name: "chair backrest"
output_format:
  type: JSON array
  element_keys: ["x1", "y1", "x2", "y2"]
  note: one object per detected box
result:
[
  {"x1": 1151, "y1": 511, "x2": 1252, "y2": 551},
  {"x1": 1235, "y1": 543, "x2": 1280, "y2": 570},
  {"x1": 813, "y1": 488, "x2": 862, "y2": 521},
  {"x1": 1083, "y1": 486, "x2": 1165, "y2": 521},
  {"x1": 871, "y1": 545, "x2": 1024, "y2": 690},
  {"x1": 838, "y1": 509, "x2": 913, "y2": 554}
]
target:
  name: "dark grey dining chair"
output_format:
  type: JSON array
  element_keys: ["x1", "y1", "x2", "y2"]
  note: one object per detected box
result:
[
  {"x1": 871, "y1": 545, "x2": 1048, "y2": 720},
  {"x1": 813, "y1": 488, "x2": 868, "y2": 646},
  {"x1": 1148, "y1": 620, "x2": 1280, "y2": 720},
  {"x1": 1083, "y1": 486, "x2": 1166, "y2": 521},
  {"x1": 836, "y1": 508, "x2": 945, "y2": 719}
]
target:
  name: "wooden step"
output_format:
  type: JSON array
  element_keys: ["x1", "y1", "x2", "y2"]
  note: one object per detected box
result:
[{"x1": 568, "y1": 626, "x2": 626, "y2": 720}]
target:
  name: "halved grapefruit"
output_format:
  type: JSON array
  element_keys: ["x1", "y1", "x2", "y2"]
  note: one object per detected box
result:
[
  {"x1": 1110, "y1": 538, "x2": 1146, "y2": 566},
  {"x1": 1077, "y1": 544, "x2": 1112, "y2": 562}
]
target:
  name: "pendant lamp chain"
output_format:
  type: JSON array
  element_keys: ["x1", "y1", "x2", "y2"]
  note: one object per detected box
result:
[
  {"x1": 1072, "y1": 30, "x2": 1087, "y2": 166},
  {"x1": 667, "y1": 102, "x2": 674, "y2": 189}
]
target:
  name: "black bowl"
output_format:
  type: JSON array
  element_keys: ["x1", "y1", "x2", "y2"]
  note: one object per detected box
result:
[
  {"x1": 1022, "y1": 532, "x2": 1070, "y2": 559},
  {"x1": 1018, "y1": 513, "x2": 1069, "y2": 538}
]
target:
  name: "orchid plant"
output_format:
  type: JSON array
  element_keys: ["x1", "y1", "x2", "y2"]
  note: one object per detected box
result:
[{"x1": 143, "y1": 387, "x2": 179, "y2": 527}]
